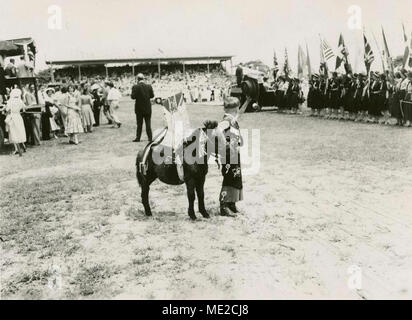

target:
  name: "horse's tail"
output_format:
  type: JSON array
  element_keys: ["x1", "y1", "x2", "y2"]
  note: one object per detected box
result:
[{"x1": 136, "y1": 150, "x2": 146, "y2": 186}]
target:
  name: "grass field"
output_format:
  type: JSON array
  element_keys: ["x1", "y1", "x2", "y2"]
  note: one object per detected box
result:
[{"x1": 1, "y1": 99, "x2": 412, "y2": 299}]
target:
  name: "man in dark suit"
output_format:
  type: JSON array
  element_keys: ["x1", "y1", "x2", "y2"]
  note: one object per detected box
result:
[{"x1": 131, "y1": 73, "x2": 154, "y2": 142}]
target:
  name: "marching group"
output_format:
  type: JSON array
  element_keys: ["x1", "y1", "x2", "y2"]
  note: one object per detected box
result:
[{"x1": 270, "y1": 69, "x2": 412, "y2": 126}]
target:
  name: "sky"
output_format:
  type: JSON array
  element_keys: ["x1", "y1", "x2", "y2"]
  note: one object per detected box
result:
[{"x1": 1, "y1": 0, "x2": 411, "y2": 73}]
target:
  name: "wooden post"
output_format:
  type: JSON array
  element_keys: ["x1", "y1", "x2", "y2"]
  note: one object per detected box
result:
[
  {"x1": 158, "y1": 59, "x2": 161, "y2": 78},
  {"x1": 132, "y1": 63, "x2": 135, "y2": 77},
  {"x1": 105, "y1": 65, "x2": 108, "y2": 79},
  {"x1": 183, "y1": 61, "x2": 185, "y2": 76},
  {"x1": 78, "y1": 65, "x2": 81, "y2": 81},
  {"x1": 207, "y1": 58, "x2": 210, "y2": 73},
  {"x1": 50, "y1": 63, "x2": 55, "y2": 82}
]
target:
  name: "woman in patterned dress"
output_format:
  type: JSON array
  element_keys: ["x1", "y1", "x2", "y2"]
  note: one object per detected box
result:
[
  {"x1": 79, "y1": 87, "x2": 95, "y2": 133},
  {"x1": 216, "y1": 95, "x2": 252, "y2": 217},
  {"x1": 64, "y1": 85, "x2": 83, "y2": 145}
]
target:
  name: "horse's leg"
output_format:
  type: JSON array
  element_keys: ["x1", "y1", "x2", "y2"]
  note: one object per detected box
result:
[
  {"x1": 185, "y1": 179, "x2": 197, "y2": 220},
  {"x1": 137, "y1": 169, "x2": 156, "y2": 216},
  {"x1": 141, "y1": 181, "x2": 152, "y2": 216},
  {"x1": 195, "y1": 176, "x2": 209, "y2": 218}
]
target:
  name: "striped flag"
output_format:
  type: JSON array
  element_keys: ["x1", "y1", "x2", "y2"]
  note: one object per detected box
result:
[
  {"x1": 363, "y1": 33, "x2": 374, "y2": 73},
  {"x1": 321, "y1": 37, "x2": 335, "y2": 61},
  {"x1": 319, "y1": 37, "x2": 328, "y2": 77}
]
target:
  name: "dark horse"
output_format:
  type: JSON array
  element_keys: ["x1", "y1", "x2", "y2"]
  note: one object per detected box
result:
[{"x1": 136, "y1": 121, "x2": 219, "y2": 220}]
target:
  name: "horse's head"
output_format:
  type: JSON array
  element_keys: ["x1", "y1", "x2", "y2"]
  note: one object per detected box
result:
[
  {"x1": 180, "y1": 120, "x2": 220, "y2": 164},
  {"x1": 201, "y1": 120, "x2": 224, "y2": 159}
]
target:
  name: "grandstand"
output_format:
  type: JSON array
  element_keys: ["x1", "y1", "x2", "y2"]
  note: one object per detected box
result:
[{"x1": 45, "y1": 55, "x2": 234, "y2": 81}]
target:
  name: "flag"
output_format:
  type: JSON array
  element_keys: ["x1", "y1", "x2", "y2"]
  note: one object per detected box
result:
[
  {"x1": 319, "y1": 37, "x2": 328, "y2": 77},
  {"x1": 283, "y1": 48, "x2": 291, "y2": 77},
  {"x1": 321, "y1": 37, "x2": 335, "y2": 61},
  {"x1": 407, "y1": 31, "x2": 412, "y2": 69},
  {"x1": 297, "y1": 45, "x2": 307, "y2": 79},
  {"x1": 363, "y1": 33, "x2": 374, "y2": 73},
  {"x1": 163, "y1": 92, "x2": 184, "y2": 113},
  {"x1": 273, "y1": 50, "x2": 279, "y2": 72},
  {"x1": 162, "y1": 92, "x2": 190, "y2": 151},
  {"x1": 306, "y1": 43, "x2": 312, "y2": 78},
  {"x1": 336, "y1": 33, "x2": 351, "y2": 73},
  {"x1": 381, "y1": 27, "x2": 394, "y2": 75},
  {"x1": 402, "y1": 23, "x2": 410, "y2": 69}
]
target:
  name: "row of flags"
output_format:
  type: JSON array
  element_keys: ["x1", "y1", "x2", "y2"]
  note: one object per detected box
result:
[{"x1": 274, "y1": 24, "x2": 412, "y2": 80}]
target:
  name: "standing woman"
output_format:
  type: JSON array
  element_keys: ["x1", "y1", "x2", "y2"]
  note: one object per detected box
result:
[
  {"x1": 64, "y1": 85, "x2": 83, "y2": 144},
  {"x1": 5, "y1": 89, "x2": 27, "y2": 156},
  {"x1": 216, "y1": 95, "x2": 252, "y2": 217},
  {"x1": 44, "y1": 88, "x2": 60, "y2": 138},
  {"x1": 79, "y1": 87, "x2": 95, "y2": 133}
]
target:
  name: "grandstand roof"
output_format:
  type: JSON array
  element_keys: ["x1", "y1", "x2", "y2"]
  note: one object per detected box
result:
[{"x1": 46, "y1": 55, "x2": 233, "y2": 66}]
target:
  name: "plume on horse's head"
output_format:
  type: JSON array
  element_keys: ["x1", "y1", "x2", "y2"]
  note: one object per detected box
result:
[{"x1": 203, "y1": 120, "x2": 218, "y2": 130}]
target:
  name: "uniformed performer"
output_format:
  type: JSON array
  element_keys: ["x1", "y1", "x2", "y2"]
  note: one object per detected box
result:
[
  {"x1": 389, "y1": 72, "x2": 403, "y2": 126},
  {"x1": 216, "y1": 95, "x2": 252, "y2": 217},
  {"x1": 307, "y1": 75, "x2": 317, "y2": 116},
  {"x1": 318, "y1": 75, "x2": 327, "y2": 116},
  {"x1": 368, "y1": 72, "x2": 383, "y2": 123},
  {"x1": 327, "y1": 72, "x2": 340, "y2": 119}
]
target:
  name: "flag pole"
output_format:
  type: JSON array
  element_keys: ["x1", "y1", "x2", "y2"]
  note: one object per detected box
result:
[{"x1": 372, "y1": 29, "x2": 385, "y2": 73}]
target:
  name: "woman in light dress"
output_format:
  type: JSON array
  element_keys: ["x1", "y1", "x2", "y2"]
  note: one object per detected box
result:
[
  {"x1": 64, "y1": 85, "x2": 83, "y2": 145},
  {"x1": 79, "y1": 87, "x2": 95, "y2": 133},
  {"x1": 5, "y1": 88, "x2": 27, "y2": 156}
]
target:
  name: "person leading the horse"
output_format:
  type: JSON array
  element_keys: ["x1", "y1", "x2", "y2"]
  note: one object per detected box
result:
[{"x1": 216, "y1": 94, "x2": 252, "y2": 217}]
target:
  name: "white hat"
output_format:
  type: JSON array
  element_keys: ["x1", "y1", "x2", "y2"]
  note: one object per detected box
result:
[
  {"x1": 137, "y1": 73, "x2": 144, "y2": 80},
  {"x1": 90, "y1": 83, "x2": 100, "y2": 91},
  {"x1": 10, "y1": 88, "x2": 22, "y2": 99}
]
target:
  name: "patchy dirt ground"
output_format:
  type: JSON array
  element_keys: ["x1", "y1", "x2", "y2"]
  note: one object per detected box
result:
[{"x1": 1, "y1": 99, "x2": 412, "y2": 299}]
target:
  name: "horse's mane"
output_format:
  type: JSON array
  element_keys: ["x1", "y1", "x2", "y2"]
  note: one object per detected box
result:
[
  {"x1": 203, "y1": 120, "x2": 218, "y2": 130},
  {"x1": 181, "y1": 120, "x2": 218, "y2": 149}
]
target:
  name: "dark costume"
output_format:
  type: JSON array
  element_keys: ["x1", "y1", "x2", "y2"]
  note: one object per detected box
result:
[
  {"x1": 353, "y1": 79, "x2": 364, "y2": 113},
  {"x1": 92, "y1": 90, "x2": 102, "y2": 126},
  {"x1": 328, "y1": 78, "x2": 340, "y2": 110},
  {"x1": 389, "y1": 80, "x2": 403, "y2": 121},
  {"x1": 219, "y1": 113, "x2": 243, "y2": 205},
  {"x1": 307, "y1": 80, "x2": 316, "y2": 110},
  {"x1": 369, "y1": 79, "x2": 386, "y2": 117},
  {"x1": 131, "y1": 81, "x2": 155, "y2": 141},
  {"x1": 318, "y1": 79, "x2": 327, "y2": 111},
  {"x1": 40, "y1": 101, "x2": 53, "y2": 140}
]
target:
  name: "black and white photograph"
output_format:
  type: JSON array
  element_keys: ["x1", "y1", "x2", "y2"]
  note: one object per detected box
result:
[{"x1": 1, "y1": 0, "x2": 412, "y2": 303}]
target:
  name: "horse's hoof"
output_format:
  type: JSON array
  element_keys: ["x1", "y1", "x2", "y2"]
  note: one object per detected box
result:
[
  {"x1": 200, "y1": 211, "x2": 210, "y2": 218},
  {"x1": 145, "y1": 212, "x2": 152, "y2": 217},
  {"x1": 189, "y1": 213, "x2": 197, "y2": 220}
]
